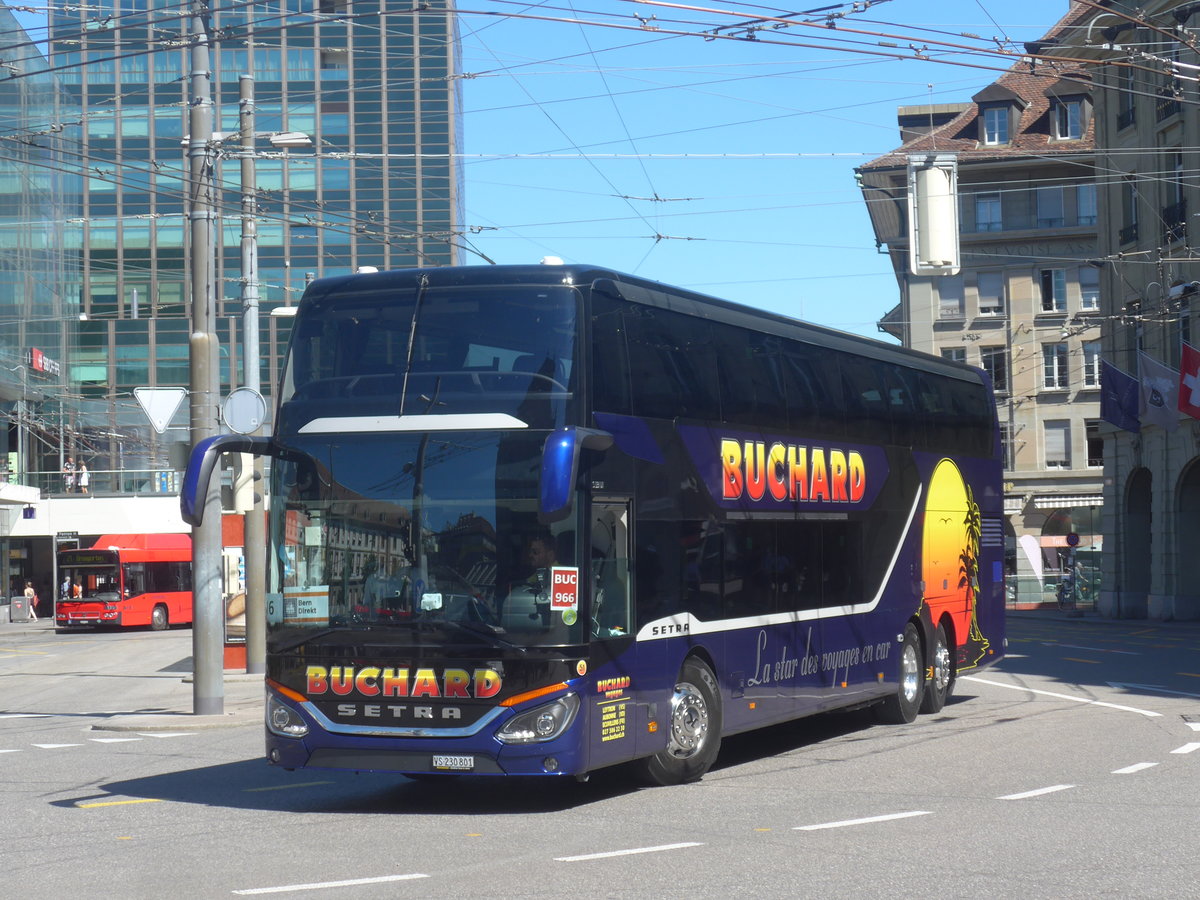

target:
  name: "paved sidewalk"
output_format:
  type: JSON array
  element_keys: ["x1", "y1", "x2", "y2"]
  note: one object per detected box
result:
[{"x1": 91, "y1": 671, "x2": 266, "y2": 733}]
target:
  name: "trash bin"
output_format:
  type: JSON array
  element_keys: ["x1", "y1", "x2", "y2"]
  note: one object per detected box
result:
[{"x1": 9, "y1": 595, "x2": 29, "y2": 623}]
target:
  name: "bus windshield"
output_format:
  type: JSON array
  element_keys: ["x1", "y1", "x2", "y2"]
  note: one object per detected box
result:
[
  {"x1": 279, "y1": 280, "x2": 578, "y2": 430},
  {"x1": 267, "y1": 432, "x2": 586, "y2": 649},
  {"x1": 58, "y1": 551, "x2": 121, "y2": 599}
]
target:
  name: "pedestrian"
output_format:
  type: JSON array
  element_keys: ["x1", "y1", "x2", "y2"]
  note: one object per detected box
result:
[
  {"x1": 77, "y1": 462, "x2": 90, "y2": 493},
  {"x1": 23, "y1": 580, "x2": 37, "y2": 622},
  {"x1": 62, "y1": 457, "x2": 75, "y2": 493},
  {"x1": 61, "y1": 574, "x2": 70, "y2": 600}
]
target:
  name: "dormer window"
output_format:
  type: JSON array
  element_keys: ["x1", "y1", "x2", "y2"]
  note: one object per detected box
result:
[
  {"x1": 973, "y1": 83, "x2": 1027, "y2": 147},
  {"x1": 983, "y1": 107, "x2": 1010, "y2": 144},
  {"x1": 1044, "y1": 76, "x2": 1092, "y2": 142},
  {"x1": 1054, "y1": 99, "x2": 1083, "y2": 139}
]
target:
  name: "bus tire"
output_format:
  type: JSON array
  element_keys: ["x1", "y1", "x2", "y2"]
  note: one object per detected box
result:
[
  {"x1": 151, "y1": 605, "x2": 169, "y2": 631},
  {"x1": 920, "y1": 622, "x2": 954, "y2": 714},
  {"x1": 635, "y1": 657, "x2": 721, "y2": 786},
  {"x1": 877, "y1": 623, "x2": 924, "y2": 724}
]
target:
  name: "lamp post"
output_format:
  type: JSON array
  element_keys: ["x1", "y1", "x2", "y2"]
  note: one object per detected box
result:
[{"x1": 238, "y1": 75, "x2": 311, "y2": 674}]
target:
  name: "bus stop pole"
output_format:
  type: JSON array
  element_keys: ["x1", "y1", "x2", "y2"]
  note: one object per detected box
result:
[{"x1": 187, "y1": 1, "x2": 223, "y2": 715}]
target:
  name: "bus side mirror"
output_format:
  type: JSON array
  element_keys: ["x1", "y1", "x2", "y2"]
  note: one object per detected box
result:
[
  {"x1": 180, "y1": 434, "x2": 272, "y2": 526},
  {"x1": 539, "y1": 427, "x2": 613, "y2": 524}
]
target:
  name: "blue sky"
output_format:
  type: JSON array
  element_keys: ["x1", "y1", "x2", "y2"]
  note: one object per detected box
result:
[
  {"x1": 457, "y1": 1, "x2": 1069, "y2": 339},
  {"x1": 8, "y1": 0, "x2": 1068, "y2": 339}
]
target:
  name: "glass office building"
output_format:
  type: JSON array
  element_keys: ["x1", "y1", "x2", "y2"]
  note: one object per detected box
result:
[
  {"x1": 46, "y1": 0, "x2": 463, "y2": 477},
  {"x1": 0, "y1": 6, "x2": 80, "y2": 489}
]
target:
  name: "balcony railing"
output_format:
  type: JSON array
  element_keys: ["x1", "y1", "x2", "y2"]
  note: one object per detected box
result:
[
  {"x1": 1119, "y1": 222, "x2": 1139, "y2": 245},
  {"x1": 3, "y1": 468, "x2": 183, "y2": 497}
]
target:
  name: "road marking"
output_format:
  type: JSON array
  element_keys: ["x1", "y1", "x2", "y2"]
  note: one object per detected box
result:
[
  {"x1": 794, "y1": 811, "x2": 931, "y2": 831},
  {"x1": 555, "y1": 842, "x2": 704, "y2": 862},
  {"x1": 1187, "y1": 723, "x2": 1200, "y2": 732},
  {"x1": 1106, "y1": 681, "x2": 1200, "y2": 700},
  {"x1": 963, "y1": 676, "x2": 1162, "y2": 717},
  {"x1": 232, "y1": 874, "x2": 429, "y2": 894},
  {"x1": 0, "y1": 713, "x2": 51, "y2": 719},
  {"x1": 997, "y1": 785, "x2": 1075, "y2": 801},
  {"x1": 1180, "y1": 672, "x2": 1200, "y2": 679},
  {"x1": 243, "y1": 782, "x2": 333, "y2": 792},
  {"x1": 1112, "y1": 762, "x2": 1158, "y2": 774},
  {"x1": 1170, "y1": 743, "x2": 1200, "y2": 754},
  {"x1": 137, "y1": 732, "x2": 197, "y2": 739},
  {"x1": 1061, "y1": 657, "x2": 1100, "y2": 665},
  {"x1": 77, "y1": 798, "x2": 163, "y2": 809},
  {"x1": 1041, "y1": 642, "x2": 1138, "y2": 656},
  {"x1": 0, "y1": 749, "x2": 22, "y2": 754},
  {"x1": 32, "y1": 743, "x2": 83, "y2": 749},
  {"x1": 90, "y1": 738, "x2": 143, "y2": 743}
]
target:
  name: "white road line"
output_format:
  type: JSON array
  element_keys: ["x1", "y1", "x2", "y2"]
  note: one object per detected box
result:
[
  {"x1": 1187, "y1": 723, "x2": 1200, "y2": 732},
  {"x1": 997, "y1": 785, "x2": 1075, "y2": 801},
  {"x1": 137, "y1": 732, "x2": 196, "y2": 739},
  {"x1": 89, "y1": 737, "x2": 143, "y2": 744},
  {"x1": 555, "y1": 842, "x2": 704, "y2": 862},
  {"x1": 794, "y1": 811, "x2": 932, "y2": 831},
  {"x1": 0, "y1": 713, "x2": 51, "y2": 719},
  {"x1": 0, "y1": 749, "x2": 22, "y2": 754},
  {"x1": 232, "y1": 874, "x2": 429, "y2": 895},
  {"x1": 1112, "y1": 762, "x2": 1158, "y2": 774},
  {"x1": 962, "y1": 676, "x2": 1163, "y2": 717},
  {"x1": 1170, "y1": 742, "x2": 1200, "y2": 754},
  {"x1": 31, "y1": 743, "x2": 83, "y2": 749}
]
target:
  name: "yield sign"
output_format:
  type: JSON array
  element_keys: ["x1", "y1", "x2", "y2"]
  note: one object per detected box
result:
[{"x1": 134, "y1": 386, "x2": 187, "y2": 434}]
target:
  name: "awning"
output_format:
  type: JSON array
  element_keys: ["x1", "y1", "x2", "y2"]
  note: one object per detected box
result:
[{"x1": 1032, "y1": 494, "x2": 1103, "y2": 509}]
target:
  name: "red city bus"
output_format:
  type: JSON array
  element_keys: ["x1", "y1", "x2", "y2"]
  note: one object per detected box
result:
[{"x1": 55, "y1": 534, "x2": 193, "y2": 630}]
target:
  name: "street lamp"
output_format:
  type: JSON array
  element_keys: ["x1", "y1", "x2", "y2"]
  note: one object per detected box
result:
[{"x1": 236, "y1": 74, "x2": 312, "y2": 674}]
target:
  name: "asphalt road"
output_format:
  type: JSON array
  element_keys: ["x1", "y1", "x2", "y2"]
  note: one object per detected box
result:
[{"x1": 2, "y1": 614, "x2": 1198, "y2": 899}]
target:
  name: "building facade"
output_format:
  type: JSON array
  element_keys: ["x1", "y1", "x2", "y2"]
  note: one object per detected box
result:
[
  {"x1": 1054, "y1": 2, "x2": 1200, "y2": 620},
  {"x1": 2, "y1": 1, "x2": 464, "y2": 599},
  {"x1": 45, "y1": 0, "x2": 464, "y2": 487},
  {"x1": 857, "y1": 10, "x2": 1106, "y2": 608}
]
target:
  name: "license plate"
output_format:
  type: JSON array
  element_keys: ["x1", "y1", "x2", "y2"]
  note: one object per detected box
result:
[{"x1": 432, "y1": 754, "x2": 474, "y2": 771}]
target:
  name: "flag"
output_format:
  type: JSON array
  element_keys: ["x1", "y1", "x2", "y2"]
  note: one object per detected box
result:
[
  {"x1": 1100, "y1": 360, "x2": 1140, "y2": 432},
  {"x1": 1138, "y1": 352, "x2": 1180, "y2": 432},
  {"x1": 1179, "y1": 340, "x2": 1200, "y2": 420}
]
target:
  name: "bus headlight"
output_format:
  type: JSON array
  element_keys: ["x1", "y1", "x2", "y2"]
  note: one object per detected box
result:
[
  {"x1": 496, "y1": 693, "x2": 579, "y2": 744},
  {"x1": 266, "y1": 693, "x2": 309, "y2": 738}
]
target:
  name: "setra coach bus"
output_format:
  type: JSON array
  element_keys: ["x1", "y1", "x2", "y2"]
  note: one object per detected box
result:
[
  {"x1": 182, "y1": 263, "x2": 1005, "y2": 785},
  {"x1": 55, "y1": 533, "x2": 192, "y2": 630}
]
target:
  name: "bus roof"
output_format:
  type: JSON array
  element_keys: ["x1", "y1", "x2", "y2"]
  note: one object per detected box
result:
[{"x1": 90, "y1": 534, "x2": 191, "y2": 553}]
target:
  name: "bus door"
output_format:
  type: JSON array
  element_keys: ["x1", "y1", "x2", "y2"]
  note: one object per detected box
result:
[{"x1": 584, "y1": 500, "x2": 639, "y2": 771}]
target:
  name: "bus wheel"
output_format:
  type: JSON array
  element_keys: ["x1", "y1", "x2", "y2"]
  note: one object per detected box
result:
[
  {"x1": 877, "y1": 624, "x2": 924, "y2": 724},
  {"x1": 920, "y1": 623, "x2": 954, "y2": 714},
  {"x1": 635, "y1": 658, "x2": 722, "y2": 786},
  {"x1": 151, "y1": 605, "x2": 169, "y2": 631}
]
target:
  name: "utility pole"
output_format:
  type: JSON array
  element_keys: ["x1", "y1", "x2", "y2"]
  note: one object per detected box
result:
[
  {"x1": 239, "y1": 74, "x2": 267, "y2": 675},
  {"x1": 188, "y1": 0, "x2": 223, "y2": 715}
]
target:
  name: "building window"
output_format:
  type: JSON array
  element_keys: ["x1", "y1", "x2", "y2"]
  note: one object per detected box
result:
[
  {"x1": 1037, "y1": 186, "x2": 1065, "y2": 228},
  {"x1": 1044, "y1": 419, "x2": 1071, "y2": 468},
  {"x1": 981, "y1": 346, "x2": 1009, "y2": 393},
  {"x1": 1080, "y1": 266, "x2": 1099, "y2": 310},
  {"x1": 941, "y1": 347, "x2": 965, "y2": 364},
  {"x1": 1042, "y1": 342, "x2": 1069, "y2": 389},
  {"x1": 975, "y1": 192, "x2": 1002, "y2": 231},
  {"x1": 1083, "y1": 340, "x2": 1101, "y2": 387},
  {"x1": 1085, "y1": 420, "x2": 1103, "y2": 467},
  {"x1": 939, "y1": 275, "x2": 964, "y2": 319},
  {"x1": 983, "y1": 106, "x2": 1010, "y2": 144},
  {"x1": 1117, "y1": 67, "x2": 1135, "y2": 129},
  {"x1": 1120, "y1": 178, "x2": 1139, "y2": 244},
  {"x1": 1053, "y1": 99, "x2": 1083, "y2": 139},
  {"x1": 1076, "y1": 183, "x2": 1097, "y2": 225},
  {"x1": 999, "y1": 422, "x2": 1014, "y2": 470},
  {"x1": 977, "y1": 271, "x2": 1004, "y2": 315},
  {"x1": 1040, "y1": 269, "x2": 1067, "y2": 312}
]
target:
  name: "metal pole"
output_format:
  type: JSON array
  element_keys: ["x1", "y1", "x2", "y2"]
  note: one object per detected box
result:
[
  {"x1": 240, "y1": 74, "x2": 267, "y2": 675},
  {"x1": 188, "y1": 0, "x2": 223, "y2": 715}
]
